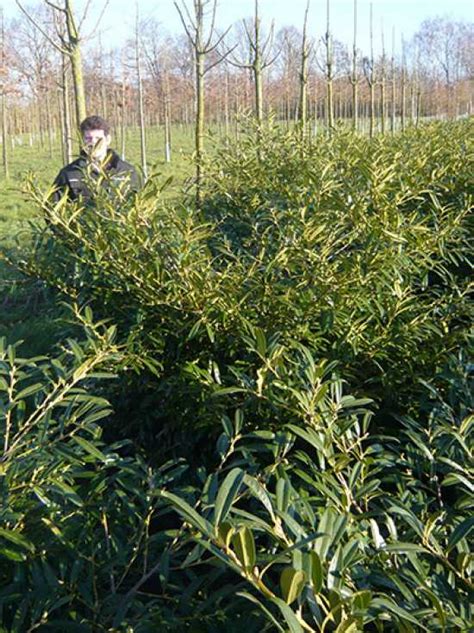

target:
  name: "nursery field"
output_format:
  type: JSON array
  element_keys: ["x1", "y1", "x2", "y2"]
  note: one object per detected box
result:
[{"x1": 0, "y1": 119, "x2": 473, "y2": 632}]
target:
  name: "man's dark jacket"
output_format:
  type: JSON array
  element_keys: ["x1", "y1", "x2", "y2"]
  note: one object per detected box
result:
[{"x1": 52, "y1": 149, "x2": 139, "y2": 204}]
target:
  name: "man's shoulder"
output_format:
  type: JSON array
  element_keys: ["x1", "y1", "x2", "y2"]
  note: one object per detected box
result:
[
  {"x1": 58, "y1": 157, "x2": 87, "y2": 177},
  {"x1": 109, "y1": 150, "x2": 137, "y2": 174}
]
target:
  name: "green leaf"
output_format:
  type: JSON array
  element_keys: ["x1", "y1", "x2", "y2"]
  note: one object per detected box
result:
[
  {"x1": 280, "y1": 567, "x2": 306, "y2": 604},
  {"x1": 371, "y1": 597, "x2": 428, "y2": 629},
  {"x1": 276, "y1": 477, "x2": 291, "y2": 513},
  {"x1": 14, "y1": 383, "x2": 44, "y2": 401},
  {"x1": 352, "y1": 590, "x2": 372, "y2": 612},
  {"x1": 287, "y1": 424, "x2": 324, "y2": 453},
  {"x1": 244, "y1": 474, "x2": 276, "y2": 521},
  {"x1": 310, "y1": 551, "x2": 324, "y2": 593},
  {"x1": 272, "y1": 597, "x2": 305, "y2": 633},
  {"x1": 335, "y1": 619, "x2": 360, "y2": 633},
  {"x1": 382, "y1": 543, "x2": 429, "y2": 554},
  {"x1": 237, "y1": 592, "x2": 285, "y2": 632},
  {"x1": 50, "y1": 481, "x2": 83, "y2": 507},
  {"x1": 0, "y1": 528, "x2": 35, "y2": 553},
  {"x1": 160, "y1": 490, "x2": 213, "y2": 537},
  {"x1": 212, "y1": 386, "x2": 248, "y2": 397},
  {"x1": 0, "y1": 547, "x2": 27, "y2": 561},
  {"x1": 446, "y1": 516, "x2": 474, "y2": 553},
  {"x1": 214, "y1": 468, "x2": 244, "y2": 527},
  {"x1": 442, "y1": 473, "x2": 474, "y2": 493},
  {"x1": 231, "y1": 526, "x2": 256, "y2": 571},
  {"x1": 418, "y1": 587, "x2": 447, "y2": 628},
  {"x1": 72, "y1": 436, "x2": 107, "y2": 461}
]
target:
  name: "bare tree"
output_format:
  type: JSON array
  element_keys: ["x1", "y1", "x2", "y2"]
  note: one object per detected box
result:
[
  {"x1": 390, "y1": 27, "x2": 396, "y2": 133},
  {"x1": 15, "y1": 0, "x2": 108, "y2": 129},
  {"x1": 350, "y1": 0, "x2": 359, "y2": 130},
  {"x1": 298, "y1": 0, "x2": 313, "y2": 134},
  {"x1": 0, "y1": 8, "x2": 9, "y2": 177},
  {"x1": 175, "y1": 0, "x2": 230, "y2": 202},
  {"x1": 380, "y1": 23, "x2": 387, "y2": 134},
  {"x1": 229, "y1": 0, "x2": 278, "y2": 125},
  {"x1": 362, "y1": 3, "x2": 377, "y2": 137},
  {"x1": 11, "y1": 5, "x2": 60, "y2": 156},
  {"x1": 135, "y1": 4, "x2": 147, "y2": 179},
  {"x1": 141, "y1": 20, "x2": 174, "y2": 163},
  {"x1": 400, "y1": 35, "x2": 407, "y2": 131},
  {"x1": 414, "y1": 17, "x2": 472, "y2": 118},
  {"x1": 275, "y1": 27, "x2": 299, "y2": 126},
  {"x1": 323, "y1": 0, "x2": 334, "y2": 129}
]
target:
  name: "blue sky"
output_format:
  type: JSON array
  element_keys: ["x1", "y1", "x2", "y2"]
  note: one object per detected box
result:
[{"x1": 6, "y1": 0, "x2": 473, "y2": 56}]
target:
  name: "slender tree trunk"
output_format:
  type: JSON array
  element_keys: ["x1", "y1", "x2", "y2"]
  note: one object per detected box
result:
[
  {"x1": 351, "y1": 0, "x2": 358, "y2": 131},
  {"x1": 1, "y1": 93, "x2": 8, "y2": 178},
  {"x1": 380, "y1": 26, "x2": 386, "y2": 134},
  {"x1": 254, "y1": 57, "x2": 263, "y2": 124},
  {"x1": 380, "y1": 79, "x2": 386, "y2": 134},
  {"x1": 120, "y1": 61, "x2": 126, "y2": 159},
  {"x1": 224, "y1": 66, "x2": 230, "y2": 136},
  {"x1": 62, "y1": 55, "x2": 73, "y2": 163},
  {"x1": 195, "y1": 47, "x2": 205, "y2": 202},
  {"x1": 163, "y1": 70, "x2": 172, "y2": 162},
  {"x1": 298, "y1": 0, "x2": 310, "y2": 137},
  {"x1": 65, "y1": 0, "x2": 86, "y2": 127},
  {"x1": 38, "y1": 100, "x2": 45, "y2": 148},
  {"x1": 368, "y1": 3, "x2": 376, "y2": 137},
  {"x1": 45, "y1": 88, "x2": 54, "y2": 158},
  {"x1": 1, "y1": 9, "x2": 8, "y2": 177},
  {"x1": 136, "y1": 8, "x2": 147, "y2": 179},
  {"x1": 390, "y1": 27, "x2": 396, "y2": 133},
  {"x1": 401, "y1": 74, "x2": 406, "y2": 131},
  {"x1": 325, "y1": 0, "x2": 334, "y2": 130}
]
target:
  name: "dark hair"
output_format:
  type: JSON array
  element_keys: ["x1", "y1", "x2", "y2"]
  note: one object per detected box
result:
[{"x1": 80, "y1": 115, "x2": 110, "y2": 136}]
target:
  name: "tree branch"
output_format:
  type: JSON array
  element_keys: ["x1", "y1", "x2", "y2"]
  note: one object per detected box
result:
[{"x1": 15, "y1": 0, "x2": 68, "y2": 54}]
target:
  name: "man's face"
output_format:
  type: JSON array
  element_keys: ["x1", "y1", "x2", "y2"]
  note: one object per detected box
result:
[{"x1": 83, "y1": 128, "x2": 111, "y2": 162}]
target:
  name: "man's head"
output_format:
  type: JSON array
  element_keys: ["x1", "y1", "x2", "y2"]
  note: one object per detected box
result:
[{"x1": 80, "y1": 115, "x2": 111, "y2": 162}]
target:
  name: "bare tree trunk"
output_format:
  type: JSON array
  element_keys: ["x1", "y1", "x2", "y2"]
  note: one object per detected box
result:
[
  {"x1": 175, "y1": 0, "x2": 228, "y2": 206},
  {"x1": 351, "y1": 0, "x2": 358, "y2": 131},
  {"x1": 163, "y1": 69, "x2": 172, "y2": 162},
  {"x1": 380, "y1": 25, "x2": 386, "y2": 134},
  {"x1": 99, "y1": 36, "x2": 107, "y2": 118},
  {"x1": 298, "y1": 0, "x2": 310, "y2": 136},
  {"x1": 195, "y1": 45, "x2": 205, "y2": 196},
  {"x1": 1, "y1": 93, "x2": 8, "y2": 178},
  {"x1": 224, "y1": 64, "x2": 230, "y2": 136},
  {"x1": 390, "y1": 27, "x2": 396, "y2": 133},
  {"x1": 136, "y1": 6, "x2": 147, "y2": 179},
  {"x1": 253, "y1": 1, "x2": 264, "y2": 125},
  {"x1": 1, "y1": 9, "x2": 9, "y2": 178},
  {"x1": 324, "y1": 0, "x2": 334, "y2": 130},
  {"x1": 368, "y1": 3, "x2": 376, "y2": 137},
  {"x1": 65, "y1": 0, "x2": 86, "y2": 127},
  {"x1": 400, "y1": 36, "x2": 407, "y2": 131},
  {"x1": 43, "y1": 85, "x2": 54, "y2": 158},
  {"x1": 62, "y1": 55, "x2": 73, "y2": 162},
  {"x1": 120, "y1": 57, "x2": 127, "y2": 159}
]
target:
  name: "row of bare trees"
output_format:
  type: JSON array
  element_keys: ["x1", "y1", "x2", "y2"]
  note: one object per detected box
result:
[{"x1": 0, "y1": 0, "x2": 472, "y2": 180}]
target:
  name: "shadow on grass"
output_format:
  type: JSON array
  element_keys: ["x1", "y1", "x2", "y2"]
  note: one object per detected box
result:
[{"x1": 0, "y1": 255, "x2": 70, "y2": 357}]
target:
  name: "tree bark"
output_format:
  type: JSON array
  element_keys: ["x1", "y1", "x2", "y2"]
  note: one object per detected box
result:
[{"x1": 136, "y1": 8, "x2": 148, "y2": 179}]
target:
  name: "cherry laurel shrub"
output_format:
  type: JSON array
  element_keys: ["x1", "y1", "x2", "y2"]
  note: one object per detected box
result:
[
  {"x1": 22, "y1": 120, "x2": 473, "y2": 447},
  {"x1": 0, "y1": 330, "x2": 472, "y2": 630}
]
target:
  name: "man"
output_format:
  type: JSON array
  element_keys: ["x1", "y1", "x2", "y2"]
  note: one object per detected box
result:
[{"x1": 52, "y1": 115, "x2": 139, "y2": 204}]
